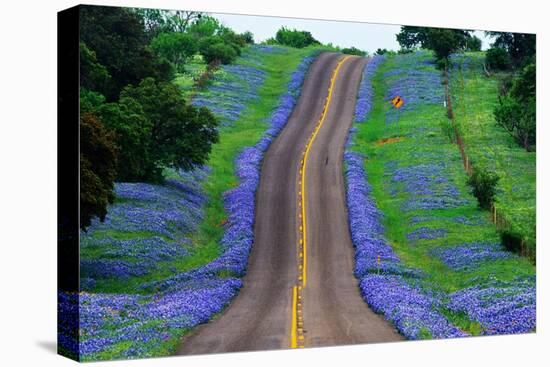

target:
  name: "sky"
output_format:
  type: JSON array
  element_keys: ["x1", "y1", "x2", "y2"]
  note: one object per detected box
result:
[{"x1": 213, "y1": 12, "x2": 494, "y2": 53}]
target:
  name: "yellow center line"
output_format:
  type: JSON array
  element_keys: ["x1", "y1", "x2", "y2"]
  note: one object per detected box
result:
[
  {"x1": 290, "y1": 55, "x2": 352, "y2": 349},
  {"x1": 290, "y1": 285, "x2": 298, "y2": 349},
  {"x1": 300, "y1": 55, "x2": 351, "y2": 288}
]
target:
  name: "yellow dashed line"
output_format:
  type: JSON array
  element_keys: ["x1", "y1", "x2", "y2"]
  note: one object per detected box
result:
[{"x1": 290, "y1": 55, "x2": 352, "y2": 349}]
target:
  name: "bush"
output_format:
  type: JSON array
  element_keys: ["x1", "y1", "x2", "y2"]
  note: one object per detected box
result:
[
  {"x1": 198, "y1": 36, "x2": 239, "y2": 64},
  {"x1": 500, "y1": 229, "x2": 523, "y2": 254},
  {"x1": 467, "y1": 166, "x2": 499, "y2": 210},
  {"x1": 274, "y1": 27, "x2": 319, "y2": 48},
  {"x1": 341, "y1": 47, "x2": 366, "y2": 56},
  {"x1": 200, "y1": 42, "x2": 238, "y2": 64},
  {"x1": 80, "y1": 112, "x2": 118, "y2": 229},
  {"x1": 486, "y1": 47, "x2": 511, "y2": 71}
]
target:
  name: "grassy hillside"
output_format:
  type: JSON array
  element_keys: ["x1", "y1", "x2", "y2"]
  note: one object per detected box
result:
[
  {"x1": 449, "y1": 52, "x2": 536, "y2": 255},
  {"x1": 347, "y1": 51, "x2": 535, "y2": 339}
]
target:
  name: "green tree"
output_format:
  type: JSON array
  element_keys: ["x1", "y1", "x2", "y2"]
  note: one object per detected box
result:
[
  {"x1": 466, "y1": 35, "x2": 482, "y2": 51},
  {"x1": 486, "y1": 31, "x2": 535, "y2": 67},
  {"x1": 341, "y1": 47, "x2": 366, "y2": 56},
  {"x1": 494, "y1": 62, "x2": 536, "y2": 150},
  {"x1": 79, "y1": 5, "x2": 172, "y2": 100},
  {"x1": 80, "y1": 42, "x2": 111, "y2": 93},
  {"x1": 150, "y1": 32, "x2": 198, "y2": 72},
  {"x1": 98, "y1": 98, "x2": 152, "y2": 181},
  {"x1": 375, "y1": 48, "x2": 390, "y2": 55},
  {"x1": 80, "y1": 112, "x2": 118, "y2": 229},
  {"x1": 486, "y1": 47, "x2": 512, "y2": 71},
  {"x1": 187, "y1": 15, "x2": 221, "y2": 38},
  {"x1": 396, "y1": 26, "x2": 474, "y2": 63},
  {"x1": 275, "y1": 27, "x2": 320, "y2": 48},
  {"x1": 101, "y1": 78, "x2": 219, "y2": 182}
]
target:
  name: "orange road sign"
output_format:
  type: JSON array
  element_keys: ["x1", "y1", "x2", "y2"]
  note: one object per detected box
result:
[{"x1": 391, "y1": 96, "x2": 404, "y2": 109}]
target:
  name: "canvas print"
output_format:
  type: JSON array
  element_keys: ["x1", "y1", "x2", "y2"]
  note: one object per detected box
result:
[{"x1": 57, "y1": 4, "x2": 536, "y2": 361}]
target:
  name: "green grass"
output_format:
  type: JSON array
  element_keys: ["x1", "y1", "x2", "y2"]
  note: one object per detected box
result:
[
  {"x1": 449, "y1": 52, "x2": 536, "y2": 250},
  {"x1": 350, "y1": 53, "x2": 535, "y2": 335}
]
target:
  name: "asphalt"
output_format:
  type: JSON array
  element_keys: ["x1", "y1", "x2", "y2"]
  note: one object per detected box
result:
[{"x1": 178, "y1": 52, "x2": 402, "y2": 356}]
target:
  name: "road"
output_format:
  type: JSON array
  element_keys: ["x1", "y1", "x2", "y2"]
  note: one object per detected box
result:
[{"x1": 178, "y1": 52, "x2": 402, "y2": 356}]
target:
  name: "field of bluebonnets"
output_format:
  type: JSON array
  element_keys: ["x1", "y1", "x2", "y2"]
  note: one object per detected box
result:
[
  {"x1": 60, "y1": 44, "x2": 327, "y2": 360},
  {"x1": 345, "y1": 51, "x2": 535, "y2": 339},
  {"x1": 449, "y1": 52, "x2": 536, "y2": 249}
]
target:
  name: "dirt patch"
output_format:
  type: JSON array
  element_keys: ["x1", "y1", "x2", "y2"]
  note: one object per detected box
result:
[{"x1": 376, "y1": 137, "x2": 405, "y2": 146}]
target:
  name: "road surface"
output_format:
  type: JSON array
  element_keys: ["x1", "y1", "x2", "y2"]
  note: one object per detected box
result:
[{"x1": 178, "y1": 52, "x2": 402, "y2": 356}]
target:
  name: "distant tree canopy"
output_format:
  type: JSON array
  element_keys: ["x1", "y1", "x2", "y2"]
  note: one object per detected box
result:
[
  {"x1": 375, "y1": 48, "x2": 390, "y2": 55},
  {"x1": 80, "y1": 112, "x2": 118, "y2": 230},
  {"x1": 396, "y1": 26, "x2": 475, "y2": 63},
  {"x1": 272, "y1": 27, "x2": 320, "y2": 48},
  {"x1": 79, "y1": 6, "x2": 172, "y2": 101},
  {"x1": 134, "y1": 8, "x2": 202, "y2": 37},
  {"x1": 341, "y1": 47, "x2": 367, "y2": 56},
  {"x1": 486, "y1": 31, "x2": 535, "y2": 67}
]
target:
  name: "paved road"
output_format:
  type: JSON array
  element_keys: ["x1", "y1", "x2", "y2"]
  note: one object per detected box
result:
[{"x1": 178, "y1": 52, "x2": 401, "y2": 356}]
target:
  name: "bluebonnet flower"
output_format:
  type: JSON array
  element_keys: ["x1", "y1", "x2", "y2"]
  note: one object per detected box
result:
[
  {"x1": 448, "y1": 277, "x2": 536, "y2": 335},
  {"x1": 432, "y1": 242, "x2": 513, "y2": 271}
]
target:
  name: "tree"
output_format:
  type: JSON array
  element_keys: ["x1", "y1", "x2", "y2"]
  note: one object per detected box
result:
[
  {"x1": 275, "y1": 27, "x2": 320, "y2": 48},
  {"x1": 150, "y1": 32, "x2": 198, "y2": 72},
  {"x1": 486, "y1": 31, "x2": 535, "y2": 67},
  {"x1": 486, "y1": 47, "x2": 512, "y2": 71},
  {"x1": 396, "y1": 26, "x2": 474, "y2": 63},
  {"x1": 494, "y1": 62, "x2": 536, "y2": 150},
  {"x1": 134, "y1": 9, "x2": 202, "y2": 36},
  {"x1": 80, "y1": 42, "x2": 111, "y2": 93},
  {"x1": 98, "y1": 98, "x2": 152, "y2": 181},
  {"x1": 79, "y1": 5, "x2": 172, "y2": 101},
  {"x1": 101, "y1": 78, "x2": 219, "y2": 182},
  {"x1": 341, "y1": 47, "x2": 366, "y2": 56},
  {"x1": 187, "y1": 15, "x2": 221, "y2": 38},
  {"x1": 80, "y1": 112, "x2": 118, "y2": 229},
  {"x1": 465, "y1": 35, "x2": 482, "y2": 51},
  {"x1": 375, "y1": 48, "x2": 390, "y2": 55}
]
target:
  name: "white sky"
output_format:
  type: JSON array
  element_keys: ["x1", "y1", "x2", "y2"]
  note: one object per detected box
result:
[{"x1": 213, "y1": 12, "x2": 494, "y2": 53}]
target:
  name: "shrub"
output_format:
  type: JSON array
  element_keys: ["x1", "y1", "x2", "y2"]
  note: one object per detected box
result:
[
  {"x1": 485, "y1": 47, "x2": 511, "y2": 71},
  {"x1": 198, "y1": 36, "x2": 238, "y2": 64},
  {"x1": 274, "y1": 27, "x2": 319, "y2": 48},
  {"x1": 500, "y1": 229, "x2": 523, "y2": 254},
  {"x1": 467, "y1": 166, "x2": 499, "y2": 210}
]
